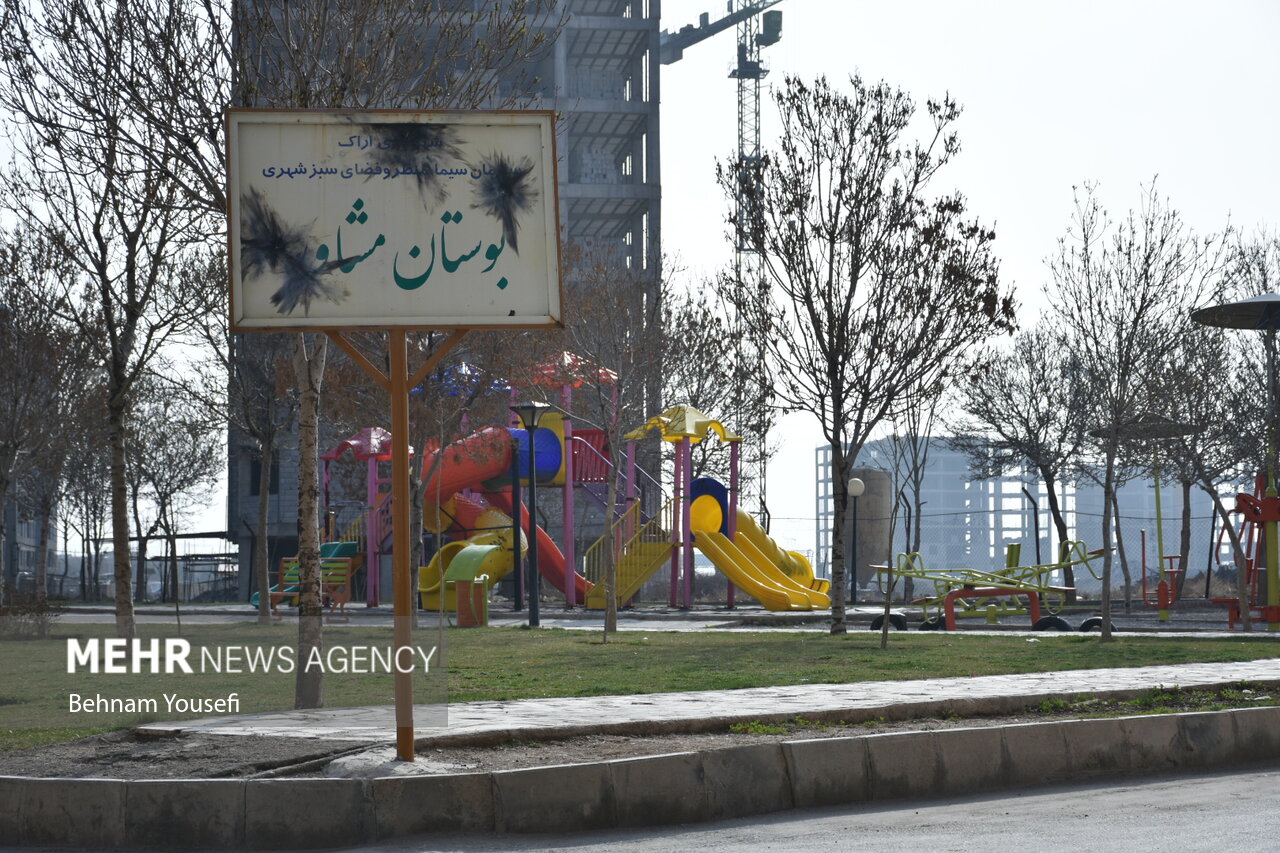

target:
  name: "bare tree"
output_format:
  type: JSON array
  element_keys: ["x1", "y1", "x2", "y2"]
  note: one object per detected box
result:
[
  {"x1": 948, "y1": 326, "x2": 1089, "y2": 598},
  {"x1": 0, "y1": 230, "x2": 86, "y2": 603},
  {"x1": 0, "y1": 3, "x2": 216, "y2": 637},
  {"x1": 62, "y1": 405, "x2": 112, "y2": 601},
  {"x1": 886, "y1": 386, "x2": 944, "y2": 628},
  {"x1": 185, "y1": 247, "x2": 297, "y2": 626},
  {"x1": 558, "y1": 248, "x2": 664, "y2": 639},
  {"x1": 1148, "y1": 324, "x2": 1259, "y2": 627},
  {"x1": 718, "y1": 75, "x2": 1016, "y2": 635},
  {"x1": 1048, "y1": 182, "x2": 1226, "y2": 641},
  {"x1": 661, "y1": 281, "x2": 768, "y2": 486},
  {"x1": 131, "y1": 373, "x2": 224, "y2": 604}
]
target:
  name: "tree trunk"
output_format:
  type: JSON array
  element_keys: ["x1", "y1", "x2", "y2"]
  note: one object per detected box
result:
[
  {"x1": 167, "y1": 526, "x2": 180, "y2": 602},
  {"x1": 828, "y1": 442, "x2": 848, "y2": 635},
  {"x1": 1200, "y1": 480, "x2": 1252, "y2": 631},
  {"x1": 1043, "y1": 471, "x2": 1076, "y2": 603},
  {"x1": 35, "y1": 496, "x2": 52, "y2": 627},
  {"x1": 1177, "y1": 479, "x2": 1192, "y2": 597},
  {"x1": 293, "y1": 333, "x2": 327, "y2": 709},
  {"x1": 0, "y1": 471, "x2": 10, "y2": 605},
  {"x1": 92, "y1": 537, "x2": 102, "y2": 602},
  {"x1": 108, "y1": 395, "x2": 136, "y2": 640},
  {"x1": 1113, "y1": 491, "x2": 1133, "y2": 610},
  {"x1": 256, "y1": 441, "x2": 274, "y2": 626},
  {"x1": 131, "y1": 489, "x2": 149, "y2": 604},
  {"x1": 409, "y1": 452, "x2": 423, "y2": 631},
  {"x1": 1099, "y1": 454, "x2": 1116, "y2": 642}
]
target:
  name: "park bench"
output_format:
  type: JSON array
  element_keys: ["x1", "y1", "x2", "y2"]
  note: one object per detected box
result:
[{"x1": 270, "y1": 541, "x2": 360, "y2": 623}]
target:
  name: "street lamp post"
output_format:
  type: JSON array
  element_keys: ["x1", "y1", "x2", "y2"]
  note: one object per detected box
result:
[
  {"x1": 846, "y1": 477, "x2": 865, "y2": 604},
  {"x1": 511, "y1": 402, "x2": 552, "y2": 628},
  {"x1": 1191, "y1": 294, "x2": 1280, "y2": 631}
]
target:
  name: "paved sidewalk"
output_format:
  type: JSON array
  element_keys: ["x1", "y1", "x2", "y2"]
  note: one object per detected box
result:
[{"x1": 138, "y1": 657, "x2": 1280, "y2": 744}]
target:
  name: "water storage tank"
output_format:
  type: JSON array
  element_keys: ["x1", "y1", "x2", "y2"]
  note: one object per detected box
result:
[{"x1": 848, "y1": 467, "x2": 892, "y2": 591}]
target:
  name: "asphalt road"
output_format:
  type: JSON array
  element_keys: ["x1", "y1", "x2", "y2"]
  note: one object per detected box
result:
[{"x1": 353, "y1": 766, "x2": 1280, "y2": 853}]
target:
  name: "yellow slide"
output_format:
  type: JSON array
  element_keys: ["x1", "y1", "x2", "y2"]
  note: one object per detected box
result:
[
  {"x1": 735, "y1": 510, "x2": 831, "y2": 596},
  {"x1": 419, "y1": 504, "x2": 525, "y2": 611},
  {"x1": 689, "y1": 501, "x2": 830, "y2": 611}
]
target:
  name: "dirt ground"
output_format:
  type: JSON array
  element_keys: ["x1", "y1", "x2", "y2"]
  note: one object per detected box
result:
[
  {"x1": 0, "y1": 716, "x2": 1012, "y2": 780},
  {"x1": 3, "y1": 685, "x2": 1272, "y2": 780}
]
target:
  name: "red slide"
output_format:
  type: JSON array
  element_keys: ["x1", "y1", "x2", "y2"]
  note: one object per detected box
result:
[
  {"x1": 421, "y1": 427, "x2": 591, "y2": 599},
  {"x1": 420, "y1": 426, "x2": 515, "y2": 500},
  {"x1": 486, "y1": 488, "x2": 591, "y2": 600}
]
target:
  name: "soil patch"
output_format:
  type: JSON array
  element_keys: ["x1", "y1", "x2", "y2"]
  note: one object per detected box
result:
[{"x1": 2, "y1": 684, "x2": 1273, "y2": 780}]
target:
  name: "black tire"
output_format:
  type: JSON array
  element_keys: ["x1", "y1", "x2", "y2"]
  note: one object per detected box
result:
[
  {"x1": 1032, "y1": 615, "x2": 1072, "y2": 631},
  {"x1": 918, "y1": 615, "x2": 948, "y2": 631},
  {"x1": 870, "y1": 612, "x2": 908, "y2": 631},
  {"x1": 1078, "y1": 616, "x2": 1116, "y2": 632}
]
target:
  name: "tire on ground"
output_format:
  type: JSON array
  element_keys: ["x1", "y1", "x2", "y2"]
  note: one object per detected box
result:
[
  {"x1": 1031, "y1": 615, "x2": 1072, "y2": 631},
  {"x1": 870, "y1": 612, "x2": 908, "y2": 631}
]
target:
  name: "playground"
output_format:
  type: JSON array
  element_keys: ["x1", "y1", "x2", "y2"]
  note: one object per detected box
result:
[
  {"x1": 250, "y1": 384, "x2": 1280, "y2": 638},
  {"x1": 257, "y1": 397, "x2": 833, "y2": 630}
]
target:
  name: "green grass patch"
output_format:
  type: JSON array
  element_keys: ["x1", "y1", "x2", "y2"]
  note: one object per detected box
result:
[
  {"x1": 728, "y1": 720, "x2": 789, "y2": 735},
  {"x1": 1033, "y1": 683, "x2": 1279, "y2": 719}
]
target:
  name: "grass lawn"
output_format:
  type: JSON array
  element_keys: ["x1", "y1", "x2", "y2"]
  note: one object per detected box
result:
[{"x1": 3, "y1": 620, "x2": 1279, "y2": 751}]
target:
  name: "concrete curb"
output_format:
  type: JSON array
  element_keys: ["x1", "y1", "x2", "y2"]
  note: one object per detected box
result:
[{"x1": 5, "y1": 706, "x2": 1280, "y2": 848}]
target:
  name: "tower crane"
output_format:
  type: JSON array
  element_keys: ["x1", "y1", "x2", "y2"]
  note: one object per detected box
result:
[{"x1": 661, "y1": 2, "x2": 784, "y2": 525}]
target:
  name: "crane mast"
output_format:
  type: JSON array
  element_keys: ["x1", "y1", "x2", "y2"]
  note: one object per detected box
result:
[{"x1": 661, "y1": 1, "x2": 783, "y2": 525}]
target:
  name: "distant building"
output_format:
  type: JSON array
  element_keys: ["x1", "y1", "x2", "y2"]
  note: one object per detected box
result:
[
  {"x1": 2, "y1": 493, "x2": 57, "y2": 599},
  {"x1": 815, "y1": 436, "x2": 1243, "y2": 592}
]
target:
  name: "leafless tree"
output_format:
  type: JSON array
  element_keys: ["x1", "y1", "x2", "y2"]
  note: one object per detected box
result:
[
  {"x1": 1048, "y1": 182, "x2": 1227, "y2": 640},
  {"x1": 61, "y1": 407, "x2": 112, "y2": 601},
  {"x1": 558, "y1": 249, "x2": 664, "y2": 639},
  {"x1": 0, "y1": 230, "x2": 88, "y2": 604},
  {"x1": 129, "y1": 373, "x2": 224, "y2": 605},
  {"x1": 1146, "y1": 325, "x2": 1260, "y2": 628},
  {"x1": 718, "y1": 75, "x2": 1016, "y2": 635},
  {"x1": 660, "y1": 281, "x2": 767, "y2": 486},
  {"x1": 0, "y1": 4, "x2": 217, "y2": 638},
  {"x1": 183, "y1": 247, "x2": 297, "y2": 626},
  {"x1": 948, "y1": 326, "x2": 1089, "y2": 599}
]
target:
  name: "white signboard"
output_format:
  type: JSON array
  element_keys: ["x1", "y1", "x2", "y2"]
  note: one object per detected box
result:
[{"x1": 228, "y1": 110, "x2": 562, "y2": 330}]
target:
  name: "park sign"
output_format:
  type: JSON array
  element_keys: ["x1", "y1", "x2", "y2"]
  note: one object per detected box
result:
[{"x1": 227, "y1": 109, "x2": 563, "y2": 331}]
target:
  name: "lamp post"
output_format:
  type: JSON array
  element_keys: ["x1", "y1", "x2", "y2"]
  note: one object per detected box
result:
[
  {"x1": 846, "y1": 477, "x2": 865, "y2": 604},
  {"x1": 511, "y1": 402, "x2": 551, "y2": 628},
  {"x1": 1191, "y1": 294, "x2": 1280, "y2": 631}
]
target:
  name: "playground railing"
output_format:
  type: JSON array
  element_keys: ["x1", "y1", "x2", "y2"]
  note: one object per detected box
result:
[
  {"x1": 569, "y1": 434, "x2": 670, "y2": 523},
  {"x1": 583, "y1": 496, "x2": 676, "y2": 595}
]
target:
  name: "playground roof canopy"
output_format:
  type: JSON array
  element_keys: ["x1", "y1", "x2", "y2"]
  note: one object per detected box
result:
[
  {"x1": 626, "y1": 405, "x2": 742, "y2": 444},
  {"x1": 1191, "y1": 293, "x2": 1280, "y2": 330},
  {"x1": 322, "y1": 427, "x2": 413, "y2": 462},
  {"x1": 523, "y1": 351, "x2": 617, "y2": 388}
]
